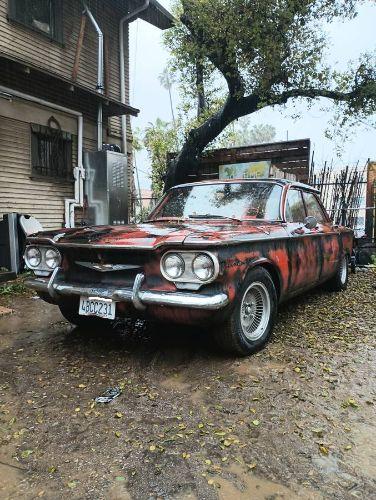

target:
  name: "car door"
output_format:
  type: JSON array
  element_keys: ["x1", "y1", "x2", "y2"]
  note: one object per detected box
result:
[
  {"x1": 284, "y1": 188, "x2": 321, "y2": 291},
  {"x1": 302, "y1": 190, "x2": 340, "y2": 281}
]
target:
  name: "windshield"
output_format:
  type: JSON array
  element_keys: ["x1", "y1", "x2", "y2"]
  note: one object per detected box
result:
[{"x1": 150, "y1": 182, "x2": 282, "y2": 221}]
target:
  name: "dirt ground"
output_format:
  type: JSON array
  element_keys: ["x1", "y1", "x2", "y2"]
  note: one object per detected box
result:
[{"x1": 0, "y1": 271, "x2": 375, "y2": 500}]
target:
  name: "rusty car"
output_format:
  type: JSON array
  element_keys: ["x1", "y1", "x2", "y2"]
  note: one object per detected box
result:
[{"x1": 24, "y1": 179, "x2": 353, "y2": 355}]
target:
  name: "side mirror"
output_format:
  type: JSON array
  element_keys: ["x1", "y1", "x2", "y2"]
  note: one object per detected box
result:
[{"x1": 304, "y1": 216, "x2": 318, "y2": 230}]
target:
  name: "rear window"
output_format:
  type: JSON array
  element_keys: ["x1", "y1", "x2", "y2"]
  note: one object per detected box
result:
[{"x1": 303, "y1": 192, "x2": 327, "y2": 222}]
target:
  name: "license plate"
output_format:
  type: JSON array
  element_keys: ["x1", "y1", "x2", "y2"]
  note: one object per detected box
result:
[{"x1": 79, "y1": 296, "x2": 116, "y2": 320}]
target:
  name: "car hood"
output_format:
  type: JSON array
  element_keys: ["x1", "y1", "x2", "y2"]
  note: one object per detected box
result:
[{"x1": 29, "y1": 220, "x2": 285, "y2": 249}]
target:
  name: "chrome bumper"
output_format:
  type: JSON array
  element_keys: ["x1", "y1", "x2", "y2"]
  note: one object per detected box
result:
[{"x1": 25, "y1": 269, "x2": 229, "y2": 311}]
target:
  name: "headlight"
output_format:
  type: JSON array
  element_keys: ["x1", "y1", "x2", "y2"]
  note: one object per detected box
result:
[
  {"x1": 45, "y1": 248, "x2": 61, "y2": 269},
  {"x1": 25, "y1": 246, "x2": 42, "y2": 267},
  {"x1": 163, "y1": 254, "x2": 185, "y2": 279},
  {"x1": 192, "y1": 254, "x2": 215, "y2": 281}
]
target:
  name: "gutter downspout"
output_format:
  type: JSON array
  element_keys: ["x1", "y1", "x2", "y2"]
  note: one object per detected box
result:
[
  {"x1": 119, "y1": 0, "x2": 150, "y2": 155},
  {"x1": 83, "y1": 3, "x2": 104, "y2": 150},
  {"x1": 0, "y1": 85, "x2": 84, "y2": 229}
]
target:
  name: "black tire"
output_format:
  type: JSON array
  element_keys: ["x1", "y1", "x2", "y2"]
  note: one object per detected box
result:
[
  {"x1": 325, "y1": 254, "x2": 349, "y2": 292},
  {"x1": 214, "y1": 267, "x2": 278, "y2": 356},
  {"x1": 58, "y1": 303, "x2": 114, "y2": 330}
]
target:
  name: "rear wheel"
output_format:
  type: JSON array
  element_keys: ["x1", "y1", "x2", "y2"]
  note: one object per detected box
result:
[
  {"x1": 214, "y1": 267, "x2": 277, "y2": 356},
  {"x1": 59, "y1": 303, "x2": 114, "y2": 330},
  {"x1": 325, "y1": 254, "x2": 349, "y2": 292}
]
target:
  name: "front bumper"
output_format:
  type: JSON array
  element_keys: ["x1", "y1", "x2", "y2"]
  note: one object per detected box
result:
[{"x1": 25, "y1": 269, "x2": 229, "y2": 311}]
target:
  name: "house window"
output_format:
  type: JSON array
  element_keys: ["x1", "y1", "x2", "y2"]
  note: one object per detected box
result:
[
  {"x1": 8, "y1": 0, "x2": 63, "y2": 43},
  {"x1": 31, "y1": 121, "x2": 73, "y2": 181}
]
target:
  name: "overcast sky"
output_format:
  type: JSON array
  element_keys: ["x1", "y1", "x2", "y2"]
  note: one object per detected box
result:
[{"x1": 129, "y1": 2, "x2": 376, "y2": 189}]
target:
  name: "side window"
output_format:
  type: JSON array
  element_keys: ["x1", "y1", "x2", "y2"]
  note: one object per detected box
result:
[
  {"x1": 285, "y1": 189, "x2": 306, "y2": 222},
  {"x1": 303, "y1": 192, "x2": 327, "y2": 223},
  {"x1": 31, "y1": 120, "x2": 73, "y2": 181},
  {"x1": 8, "y1": 0, "x2": 63, "y2": 44}
]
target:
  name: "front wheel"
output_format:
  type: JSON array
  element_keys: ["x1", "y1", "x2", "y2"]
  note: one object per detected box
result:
[
  {"x1": 214, "y1": 267, "x2": 277, "y2": 356},
  {"x1": 58, "y1": 303, "x2": 114, "y2": 330}
]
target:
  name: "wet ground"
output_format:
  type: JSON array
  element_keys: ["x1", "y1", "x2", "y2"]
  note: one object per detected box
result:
[{"x1": 0, "y1": 271, "x2": 375, "y2": 500}]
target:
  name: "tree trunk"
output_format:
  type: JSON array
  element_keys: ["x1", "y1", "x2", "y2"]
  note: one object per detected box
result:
[
  {"x1": 164, "y1": 94, "x2": 259, "y2": 191},
  {"x1": 196, "y1": 62, "x2": 206, "y2": 117}
]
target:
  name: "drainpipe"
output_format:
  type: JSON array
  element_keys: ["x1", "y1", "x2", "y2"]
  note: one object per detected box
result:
[
  {"x1": 119, "y1": 0, "x2": 150, "y2": 155},
  {"x1": 0, "y1": 85, "x2": 84, "y2": 229},
  {"x1": 83, "y1": 3, "x2": 104, "y2": 150}
]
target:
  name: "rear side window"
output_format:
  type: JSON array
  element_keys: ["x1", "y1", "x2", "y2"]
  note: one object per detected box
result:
[
  {"x1": 285, "y1": 189, "x2": 306, "y2": 222},
  {"x1": 303, "y1": 192, "x2": 327, "y2": 222}
]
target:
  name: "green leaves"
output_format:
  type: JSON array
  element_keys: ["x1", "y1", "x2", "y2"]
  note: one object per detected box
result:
[{"x1": 160, "y1": 0, "x2": 376, "y2": 176}]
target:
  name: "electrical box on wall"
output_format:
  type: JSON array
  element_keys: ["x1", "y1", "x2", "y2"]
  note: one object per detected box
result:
[{"x1": 84, "y1": 150, "x2": 128, "y2": 226}]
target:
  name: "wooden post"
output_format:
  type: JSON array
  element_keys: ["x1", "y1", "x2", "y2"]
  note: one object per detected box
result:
[
  {"x1": 72, "y1": 14, "x2": 87, "y2": 82},
  {"x1": 365, "y1": 161, "x2": 376, "y2": 241}
]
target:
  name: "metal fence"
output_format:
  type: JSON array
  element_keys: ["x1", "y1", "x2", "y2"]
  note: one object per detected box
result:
[{"x1": 309, "y1": 163, "x2": 368, "y2": 231}]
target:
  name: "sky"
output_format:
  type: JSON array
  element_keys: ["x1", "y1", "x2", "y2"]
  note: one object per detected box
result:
[{"x1": 129, "y1": 2, "x2": 376, "y2": 189}]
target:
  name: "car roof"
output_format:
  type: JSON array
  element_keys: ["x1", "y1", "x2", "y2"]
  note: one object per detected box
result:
[{"x1": 171, "y1": 178, "x2": 320, "y2": 193}]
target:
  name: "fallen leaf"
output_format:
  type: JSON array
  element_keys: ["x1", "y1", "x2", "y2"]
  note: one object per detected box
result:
[
  {"x1": 21, "y1": 450, "x2": 33, "y2": 459},
  {"x1": 319, "y1": 445, "x2": 329, "y2": 456},
  {"x1": 251, "y1": 419, "x2": 260, "y2": 426}
]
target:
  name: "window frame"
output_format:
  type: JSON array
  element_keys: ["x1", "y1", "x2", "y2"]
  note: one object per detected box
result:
[
  {"x1": 302, "y1": 191, "x2": 330, "y2": 223},
  {"x1": 8, "y1": 0, "x2": 64, "y2": 45},
  {"x1": 284, "y1": 188, "x2": 307, "y2": 223},
  {"x1": 30, "y1": 122, "x2": 74, "y2": 183}
]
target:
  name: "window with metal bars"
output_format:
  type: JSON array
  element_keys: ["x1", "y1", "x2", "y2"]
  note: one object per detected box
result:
[
  {"x1": 31, "y1": 122, "x2": 73, "y2": 181},
  {"x1": 8, "y1": 0, "x2": 63, "y2": 43}
]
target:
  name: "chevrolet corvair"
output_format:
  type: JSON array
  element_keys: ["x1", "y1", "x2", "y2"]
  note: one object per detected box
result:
[{"x1": 24, "y1": 179, "x2": 353, "y2": 355}]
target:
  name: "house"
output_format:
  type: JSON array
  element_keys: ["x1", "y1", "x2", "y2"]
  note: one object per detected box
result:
[{"x1": 0, "y1": 0, "x2": 173, "y2": 229}]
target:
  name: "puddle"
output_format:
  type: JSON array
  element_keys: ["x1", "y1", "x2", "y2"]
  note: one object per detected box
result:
[
  {"x1": 0, "y1": 459, "x2": 24, "y2": 499},
  {"x1": 346, "y1": 423, "x2": 376, "y2": 479},
  {"x1": 212, "y1": 464, "x2": 318, "y2": 500},
  {"x1": 160, "y1": 373, "x2": 192, "y2": 392}
]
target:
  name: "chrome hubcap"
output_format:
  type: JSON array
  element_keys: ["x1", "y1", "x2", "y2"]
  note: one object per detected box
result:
[
  {"x1": 240, "y1": 282, "x2": 271, "y2": 341},
  {"x1": 340, "y1": 256, "x2": 348, "y2": 284}
]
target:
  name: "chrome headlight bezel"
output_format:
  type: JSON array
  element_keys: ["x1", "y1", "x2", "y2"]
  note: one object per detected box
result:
[
  {"x1": 162, "y1": 253, "x2": 185, "y2": 279},
  {"x1": 160, "y1": 250, "x2": 219, "y2": 286},
  {"x1": 192, "y1": 253, "x2": 215, "y2": 281},
  {"x1": 44, "y1": 248, "x2": 61, "y2": 269},
  {"x1": 24, "y1": 245, "x2": 61, "y2": 272},
  {"x1": 25, "y1": 246, "x2": 42, "y2": 268}
]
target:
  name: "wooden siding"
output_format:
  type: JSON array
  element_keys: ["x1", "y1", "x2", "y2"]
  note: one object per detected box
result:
[
  {"x1": 0, "y1": 116, "x2": 74, "y2": 229},
  {"x1": 0, "y1": 0, "x2": 130, "y2": 104}
]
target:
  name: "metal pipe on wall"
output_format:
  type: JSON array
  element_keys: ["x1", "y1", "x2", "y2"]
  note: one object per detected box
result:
[
  {"x1": 0, "y1": 85, "x2": 84, "y2": 228},
  {"x1": 119, "y1": 0, "x2": 150, "y2": 156},
  {"x1": 82, "y1": 3, "x2": 104, "y2": 150}
]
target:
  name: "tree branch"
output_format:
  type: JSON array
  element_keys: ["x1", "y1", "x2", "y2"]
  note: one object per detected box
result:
[
  {"x1": 180, "y1": 11, "x2": 244, "y2": 96},
  {"x1": 273, "y1": 82, "x2": 376, "y2": 106}
]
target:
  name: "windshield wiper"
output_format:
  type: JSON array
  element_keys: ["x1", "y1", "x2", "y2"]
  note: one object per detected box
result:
[{"x1": 188, "y1": 214, "x2": 241, "y2": 223}]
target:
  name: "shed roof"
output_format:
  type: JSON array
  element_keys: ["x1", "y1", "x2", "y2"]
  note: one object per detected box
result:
[{"x1": 126, "y1": 1, "x2": 174, "y2": 30}]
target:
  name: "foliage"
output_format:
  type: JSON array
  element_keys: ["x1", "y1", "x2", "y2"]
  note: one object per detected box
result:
[
  {"x1": 0, "y1": 276, "x2": 31, "y2": 296},
  {"x1": 140, "y1": 117, "x2": 276, "y2": 194},
  {"x1": 143, "y1": 118, "x2": 179, "y2": 196},
  {"x1": 163, "y1": 0, "x2": 376, "y2": 188},
  {"x1": 217, "y1": 120, "x2": 276, "y2": 148}
]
